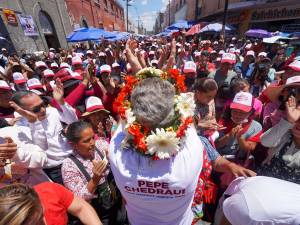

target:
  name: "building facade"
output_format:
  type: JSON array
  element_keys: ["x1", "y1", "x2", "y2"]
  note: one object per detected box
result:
[
  {"x1": 198, "y1": 0, "x2": 300, "y2": 34},
  {"x1": 161, "y1": 0, "x2": 199, "y2": 30},
  {"x1": 66, "y1": 0, "x2": 125, "y2": 32},
  {"x1": 0, "y1": 0, "x2": 73, "y2": 54}
]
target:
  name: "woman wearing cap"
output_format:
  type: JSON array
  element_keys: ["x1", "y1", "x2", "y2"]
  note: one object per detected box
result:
[
  {"x1": 215, "y1": 92, "x2": 262, "y2": 157},
  {"x1": 81, "y1": 96, "x2": 113, "y2": 141},
  {"x1": 257, "y1": 96, "x2": 300, "y2": 184}
]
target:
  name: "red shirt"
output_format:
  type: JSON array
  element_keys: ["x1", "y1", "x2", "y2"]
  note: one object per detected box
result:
[{"x1": 34, "y1": 182, "x2": 74, "y2": 225}]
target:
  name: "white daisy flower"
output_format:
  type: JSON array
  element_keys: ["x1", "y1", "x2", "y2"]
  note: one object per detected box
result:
[
  {"x1": 146, "y1": 128, "x2": 180, "y2": 159},
  {"x1": 125, "y1": 108, "x2": 136, "y2": 128},
  {"x1": 175, "y1": 92, "x2": 196, "y2": 119}
]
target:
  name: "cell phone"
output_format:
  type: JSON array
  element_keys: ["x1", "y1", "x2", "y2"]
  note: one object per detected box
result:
[{"x1": 0, "y1": 137, "x2": 6, "y2": 144}]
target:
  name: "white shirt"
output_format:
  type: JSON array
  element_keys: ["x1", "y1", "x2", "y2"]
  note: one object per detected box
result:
[
  {"x1": 109, "y1": 122, "x2": 203, "y2": 225},
  {"x1": 0, "y1": 124, "x2": 49, "y2": 186},
  {"x1": 24, "y1": 103, "x2": 77, "y2": 168},
  {"x1": 223, "y1": 176, "x2": 300, "y2": 225}
]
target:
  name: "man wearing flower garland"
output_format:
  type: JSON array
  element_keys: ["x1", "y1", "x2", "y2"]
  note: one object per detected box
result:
[{"x1": 109, "y1": 68, "x2": 203, "y2": 225}]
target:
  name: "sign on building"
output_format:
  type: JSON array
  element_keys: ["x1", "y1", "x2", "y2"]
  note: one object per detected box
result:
[
  {"x1": 17, "y1": 15, "x2": 39, "y2": 36},
  {"x1": 3, "y1": 9, "x2": 18, "y2": 25}
]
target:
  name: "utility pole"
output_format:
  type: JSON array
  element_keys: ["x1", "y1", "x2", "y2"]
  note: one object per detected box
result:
[
  {"x1": 127, "y1": 0, "x2": 129, "y2": 32},
  {"x1": 168, "y1": 0, "x2": 171, "y2": 26},
  {"x1": 221, "y1": 0, "x2": 229, "y2": 39}
]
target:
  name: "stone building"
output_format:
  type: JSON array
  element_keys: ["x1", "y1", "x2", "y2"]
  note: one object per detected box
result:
[{"x1": 0, "y1": 0, "x2": 73, "y2": 54}]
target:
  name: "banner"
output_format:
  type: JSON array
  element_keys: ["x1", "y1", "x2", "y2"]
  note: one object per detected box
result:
[
  {"x1": 17, "y1": 15, "x2": 38, "y2": 36},
  {"x1": 3, "y1": 9, "x2": 18, "y2": 25}
]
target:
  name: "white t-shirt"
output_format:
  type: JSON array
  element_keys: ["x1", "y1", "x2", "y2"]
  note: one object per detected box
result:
[
  {"x1": 223, "y1": 176, "x2": 300, "y2": 225},
  {"x1": 109, "y1": 122, "x2": 203, "y2": 225}
]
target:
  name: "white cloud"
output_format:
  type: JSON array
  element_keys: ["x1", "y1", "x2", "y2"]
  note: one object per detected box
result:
[{"x1": 141, "y1": 0, "x2": 148, "y2": 5}]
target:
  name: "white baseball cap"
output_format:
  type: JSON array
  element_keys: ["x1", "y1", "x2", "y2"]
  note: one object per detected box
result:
[
  {"x1": 285, "y1": 75, "x2": 300, "y2": 86},
  {"x1": 13, "y1": 72, "x2": 27, "y2": 84},
  {"x1": 60, "y1": 62, "x2": 71, "y2": 69},
  {"x1": 35, "y1": 61, "x2": 47, "y2": 69},
  {"x1": 245, "y1": 44, "x2": 252, "y2": 49},
  {"x1": 49, "y1": 48, "x2": 55, "y2": 51},
  {"x1": 258, "y1": 52, "x2": 267, "y2": 57},
  {"x1": 72, "y1": 56, "x2": 82, "y2": 66},
  {"x1": 288, "y1": 60, "x2": 300, "y2": 72},
  {"x1": 230, "y1": 92, "x2": 253, "y2": 112},
  {"x1": 221, "y1": 53, "x2": 236, "y2": 64},
  {"x1": 183, "y1": 61, "x2": 197, "y2": 74},
  {"x1": 50, "y1": 62, "x2": 59, "y2": 68},
  {"x1": 82, "y1": 96, "x2": 109, "y2": 117},
  {"x1": 86, "y1": 50, "x2": 93, "y2": 55},
  {"x1": 194, "y1": 51, "x2": 201, "y2": 57},
  {"x1": 43, "y1": 69, "x2": 55, "y2": 78},
  {"x1": 151, "y1": 60, "x2": 158, "y2": 66},
  {"x1": 149, "y1": 51, "x2": 155, "y2": 56},
  {"x1": 99, "y1": 52, "x2": 106, "y2": 57},
  {"x1": 246, "y1": 50, "x2": 255, "y2": 57},
  {"x1": 27, "y1": 78, "x2": 43, "y2": 90},
  {"x1": 100, "y1": 64, "x2": 111, "y2": 74},
  {"x1": 219, "y1": 50, "x2": 225, "y2": 55},
  {"x1": 112, "y1": 62, "x2": 120, "y2": 68},
  {"x1": 67, "y1": 54, "x2": 72, "y2": 59},
  {"x1": 0, "y1": 80, "x2": 11, "y2": 90}
]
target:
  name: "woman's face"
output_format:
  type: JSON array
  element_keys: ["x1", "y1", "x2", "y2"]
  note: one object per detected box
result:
[
  {"x1": 85, "y1": 111, "x2": 108, "y2": 132},
  {"x1": 74, "y1": 127, "x2": 96, "y2": 160},
  {"x1": 195, "y1": 89, "x2": 217, "y2": 105},
  {"x1": 231, "y1": 109, "x2": 250, "y2": 124}
]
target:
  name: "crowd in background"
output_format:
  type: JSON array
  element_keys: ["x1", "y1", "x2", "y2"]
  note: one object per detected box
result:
[{"x1": 0, "y1": 31, "x2": 300, "y2": 225}]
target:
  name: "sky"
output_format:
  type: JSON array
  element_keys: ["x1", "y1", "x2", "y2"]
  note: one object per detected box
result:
[{"x1": 118, "y1": 0, "x2": 169, "y2": 31}]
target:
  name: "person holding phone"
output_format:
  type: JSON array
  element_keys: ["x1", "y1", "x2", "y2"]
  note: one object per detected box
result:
[{"x1": 62, "y1": 121, "x2": 125, "y2": 225}]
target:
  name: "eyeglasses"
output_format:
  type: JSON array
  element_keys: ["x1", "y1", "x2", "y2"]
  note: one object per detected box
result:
[{"x1": 29, "y1": 102, "x2": 47, "y2": 113}]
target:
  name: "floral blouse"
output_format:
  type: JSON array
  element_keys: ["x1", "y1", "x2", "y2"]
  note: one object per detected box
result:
[{"x1": 61, "y1": 138, "x2": 110, "y2": 200}]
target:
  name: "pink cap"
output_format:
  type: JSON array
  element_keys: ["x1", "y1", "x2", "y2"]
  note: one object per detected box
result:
[
  {"x1": 258, "y1": 52, "x2": 267, "y2": 57},
  {"x1": 246, "y1": 50, "x2": 255, "y2": 57},
  {"x1": 230, "y1": 92, "x2": 253, "y2": 112},
  {"x1": 60, "y1": 62, "x2": 71, "y2": 69},
  {"x1": 51, "y1": 62, "x2": 59, "y2": 69},
  {"x1": 288, "y1": 60, "x2": 300, "y2": 72},
  {"x1": 112, "y1": 62, "x2": 120, "y2": 68},
  {"x1": 72, "y1": 56, "x2": 82, "y2": 66},
  {"x1": 183, "y1": 61, "x2": 197, "y2": 73},
  {"x1": 100, "y1": 65, "x2": 111, "y2": 74},
  {"x1": 43, "y1": 69, "x2": 55, "y2": 78},
  {"x1": 82, "y1": 96, "x2": 109, "y2": 117},
  {"x1": 27, "y1": 78, "x2": 43, "y2": 90},
  {"x1": 221, "y1": 53, "x2": 236, "y2": 64},
  {"x1": 13, "y1": 72, "x2": 27, "y2": 84},
  {"x1": 0, "y1": 80, "x2": 12, "y2": 90},
  {"x1": 35, "y1": 61, "x2": 47, "y2": 69}
]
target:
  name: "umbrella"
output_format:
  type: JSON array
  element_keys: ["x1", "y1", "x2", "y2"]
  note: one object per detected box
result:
[
  {"x1": 106, "y1": 31, "x2": 131, "y2": 41},
  {"x1": 185, "y1": 23, "x2": 208, "y2": 36},
  {"x1": 245, "y1": 29, "x2": 272, "y2": 38},
  {"x1": 166, "y1": 20, "x2": 192, "y2": 30},
  {"x1": 199, "y1": 23, "x2": 234, "y2": 33},
  {"x1": 66, "y1": 28, "x2": 116, "y2": 42}
]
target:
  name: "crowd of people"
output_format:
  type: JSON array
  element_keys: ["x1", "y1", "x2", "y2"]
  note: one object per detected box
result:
[{"x1": 0, "y1": 32, "x2": 300, "y2": 225}]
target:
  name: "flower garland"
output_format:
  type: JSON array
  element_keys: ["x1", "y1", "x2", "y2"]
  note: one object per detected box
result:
[{"x1": 113, "y1": 67, "x2": 195, "y2": 160}]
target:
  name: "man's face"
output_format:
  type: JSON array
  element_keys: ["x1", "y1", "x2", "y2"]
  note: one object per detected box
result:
[
  {"x1": 231, "y1": 109, "x2": 251, "y2": 124},
  {"x1": 101, "y1": 72, "x2": 110, "y2": 85},
  {"x1": 21, "y1": 94, "x2": 47, "y2": 121},
  {"x1": 0, "y1": 90, "x2": 13, "y2": 108},
  {"x1": 221, "y1": 62, "x2": 231, "y2": 71}
]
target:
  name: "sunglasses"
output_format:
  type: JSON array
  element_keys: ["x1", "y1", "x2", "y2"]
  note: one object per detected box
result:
[{"x1": 29, "y1": 102, "x2": 47, "y2": 113}]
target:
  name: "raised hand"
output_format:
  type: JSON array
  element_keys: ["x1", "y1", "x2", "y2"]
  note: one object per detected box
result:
[
  {"x1": 0, "y1": 137, "x2": 17, "y2": 160},
  {"x1": 53, "y1": 78, "x2": 65, "y2": 105},
  {"x1": 286, "y1": 96, "x2": 300, "y2": 123},
  {"x1": 9, "y1": 101, "x2": 37, "y2": 123},
  {"x1": 92, "y1": 159, "x2": 107, "y2": 179}
]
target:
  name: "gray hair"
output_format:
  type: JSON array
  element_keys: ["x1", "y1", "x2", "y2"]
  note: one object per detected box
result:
[
  {"x1": 11, "y1": 91, "x2": 39, "y2": 107},
  {"x1": 130, "y1": 77, "x2": 175, "y2": 129}
]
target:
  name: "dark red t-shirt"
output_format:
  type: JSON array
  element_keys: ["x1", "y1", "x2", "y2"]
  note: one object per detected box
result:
[{"x1": 34, "y1": 182, "x2": 74, "y2": 225}]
